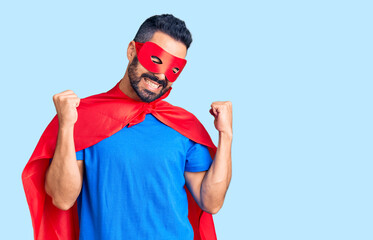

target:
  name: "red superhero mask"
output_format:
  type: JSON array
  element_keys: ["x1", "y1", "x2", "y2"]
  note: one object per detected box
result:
[{"x1": 135, "y1": 41, "x2": 187, "y2": 82}]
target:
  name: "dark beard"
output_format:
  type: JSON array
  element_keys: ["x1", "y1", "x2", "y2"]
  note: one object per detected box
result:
[{"x1": 128, "y1": 56, "x2": 170, "y2": 103}]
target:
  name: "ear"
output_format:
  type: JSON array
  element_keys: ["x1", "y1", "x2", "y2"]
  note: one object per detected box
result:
[{"x1": 127, "y1": 41, "x2": 136, "y2": 61}]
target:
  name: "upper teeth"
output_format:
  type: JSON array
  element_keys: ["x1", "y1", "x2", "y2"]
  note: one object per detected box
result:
[{"x1": 145, "y1": 79, "x2": 160, "y2": 88}]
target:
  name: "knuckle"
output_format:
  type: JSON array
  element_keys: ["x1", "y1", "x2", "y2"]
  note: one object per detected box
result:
[{"x1": 60, "y1": 97, "x2": 69, "y2": 103}]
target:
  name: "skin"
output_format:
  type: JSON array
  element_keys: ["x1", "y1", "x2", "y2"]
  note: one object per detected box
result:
[
  {"x1": 45, "y1": 31, "x2": 233, "y2": 215},
  {"x1": 45, "y1": 90, "x2": 83, "y2": 210}
]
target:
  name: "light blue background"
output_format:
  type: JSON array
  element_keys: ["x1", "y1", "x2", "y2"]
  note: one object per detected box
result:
[{"x1": 1, "y1": 1, "x2": 372, "y2": 239}]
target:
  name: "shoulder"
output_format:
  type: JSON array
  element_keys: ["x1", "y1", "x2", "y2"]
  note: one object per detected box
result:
[
  {"x1": 74, "y1": 90, "x2": 133, "y2": 125},
  {"x1": 157, "y1": 100, "x2": 216, "y2": 149},
  {"x1": 159, "y1": 100, "x2": 200, "y2": 121},
  {"x1": 79, "y1": 90, "x2": 113, "y2": 106},
  {"x1": 76, "y1": 90, "x2": 128, "y2": 115}
]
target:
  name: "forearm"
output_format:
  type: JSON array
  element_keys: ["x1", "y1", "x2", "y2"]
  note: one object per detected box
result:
[
  {"x1": 201, "y1": 132, "x2": 232, "y2": 214},
  {"x1": 45, "y1": 125, "x2": 82, "y2": 210}
]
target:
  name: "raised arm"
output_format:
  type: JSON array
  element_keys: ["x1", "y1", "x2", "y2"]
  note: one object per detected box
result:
[
  {"x1": 44, "y1": 90, "x2": 84, "y2": 210},
  {"x1": 185, "y1": 101, "x2": 232, "y2": 214}
]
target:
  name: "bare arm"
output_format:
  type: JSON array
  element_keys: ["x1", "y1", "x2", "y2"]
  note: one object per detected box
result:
[
  {"x1": 44, "y1": 90, "x2": 84, "y2": 210},
  {"x1": 185, "y1": 101, "x2": 233, "y2": 214},
  {"x1": 185, "y1": 132, "x2": 232, "y2": 214}
]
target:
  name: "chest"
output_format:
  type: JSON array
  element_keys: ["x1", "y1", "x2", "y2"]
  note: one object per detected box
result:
[{"x1": 83, "y1": 114, "x2": 189, "y2": 179}]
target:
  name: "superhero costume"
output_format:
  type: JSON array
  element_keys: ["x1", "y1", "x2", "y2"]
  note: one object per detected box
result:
[
  {"x1": 75, "y1": 113, "x2": 213, "y2": 239},
  {"x1": 134, "y1": 41, "x2": 187, "y2": 82},
  {"x1": 22, "y1": 80, "x2": 218, "y2": 240}
]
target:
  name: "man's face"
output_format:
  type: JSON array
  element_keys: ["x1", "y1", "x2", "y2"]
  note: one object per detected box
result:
[{"x1": 127, "y1": 31, "x2": 187, "y2": 103}]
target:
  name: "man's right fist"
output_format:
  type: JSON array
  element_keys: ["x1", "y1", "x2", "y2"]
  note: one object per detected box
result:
[{"x1": 52, "y1": 90, "x2": 80, "y2": 128}]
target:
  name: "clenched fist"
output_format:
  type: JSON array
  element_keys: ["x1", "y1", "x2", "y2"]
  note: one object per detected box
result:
[
  {"x1": 52, "y1": 90, "x2": 80, "y2": 128},
  {"x1": 209, "y1": 101, "x2": 233, "y2": 137}
]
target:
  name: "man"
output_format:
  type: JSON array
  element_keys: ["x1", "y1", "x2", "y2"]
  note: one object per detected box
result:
[{"x1": 23, "y1": 14, "x2": 232, "y2": 240}]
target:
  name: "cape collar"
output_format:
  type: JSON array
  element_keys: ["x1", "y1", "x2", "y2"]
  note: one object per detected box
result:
[{"x1": 106, "y1": 80, "x2": 173, "y2": 127}]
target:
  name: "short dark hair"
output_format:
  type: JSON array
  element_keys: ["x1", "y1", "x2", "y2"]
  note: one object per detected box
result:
[{"x1": 134, "y1": 14, "x2": 192, "y2": 49}]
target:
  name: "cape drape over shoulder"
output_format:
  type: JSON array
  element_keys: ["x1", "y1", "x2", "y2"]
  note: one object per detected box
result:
[{"x1": 22, "y1": 81, "x2": 218, "y2": 240}]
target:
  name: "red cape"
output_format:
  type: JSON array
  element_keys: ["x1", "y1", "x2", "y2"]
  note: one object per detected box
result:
[{"x1": 22, "y1": 81, "x2": 217, "y2": 240}]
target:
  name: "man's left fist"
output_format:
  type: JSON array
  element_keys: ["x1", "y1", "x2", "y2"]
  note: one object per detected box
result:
[{"x1": 209, "y1": 101, "x2": 233, "y2": 136}]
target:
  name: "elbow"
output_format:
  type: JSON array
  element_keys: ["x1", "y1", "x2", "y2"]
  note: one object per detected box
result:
[
  {"x1": 205, "y1": 207, "x2": 221, "y2": 215},
  {"x1": 202, "y1": 203, "x2": 223, "y2": 215},
  {"x1": 52, "y1": 198, "x2": 75, "y2": 211},
  {"x1": 199, "y1": 187, "x2": 226, "y2": 215},
  {"x1": 210, "y1": 205, "x2": 223, "y2": 215},
  {"x1": 45, "y1": 183, "x2": 76, "y2": 211}
]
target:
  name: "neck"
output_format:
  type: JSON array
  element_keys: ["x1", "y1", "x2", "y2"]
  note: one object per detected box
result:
[{"x1": 119, "y1": 70, "x2": 142, "y2": 101}]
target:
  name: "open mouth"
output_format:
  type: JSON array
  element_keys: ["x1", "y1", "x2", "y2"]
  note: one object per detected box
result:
[{"x1": 143, "y1": 77, "x2": 162, "y2": 90}]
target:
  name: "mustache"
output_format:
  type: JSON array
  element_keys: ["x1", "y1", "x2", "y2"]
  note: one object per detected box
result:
[{"x1": 141, "y1": 73, "x2": 167, "y2": 88}]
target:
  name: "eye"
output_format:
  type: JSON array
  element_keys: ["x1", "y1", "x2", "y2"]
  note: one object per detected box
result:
[
  {"x1": 151, "y1": 56, "x2": 162, "y2": 64},
  {"x1": 172, "y1": 67, "x2": 179, "y2": 74}
]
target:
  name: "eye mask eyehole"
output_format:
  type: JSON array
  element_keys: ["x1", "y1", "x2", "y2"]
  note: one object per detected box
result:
[
  {"x1": 135, "y1": 41, "x2": 187, "y2": 82},
  {"x1": 151, "y1": 56, "x2": 162, "y2": 64}
]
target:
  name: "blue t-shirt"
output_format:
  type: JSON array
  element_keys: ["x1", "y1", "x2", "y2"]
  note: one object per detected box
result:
[{"x1": 75, "y1": 113, "x2": 213, "y2": 240}]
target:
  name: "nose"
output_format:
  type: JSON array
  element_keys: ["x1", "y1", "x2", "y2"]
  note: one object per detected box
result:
[{"x1": 153, "y1": 73, "x2": 166, "y2": 81}]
